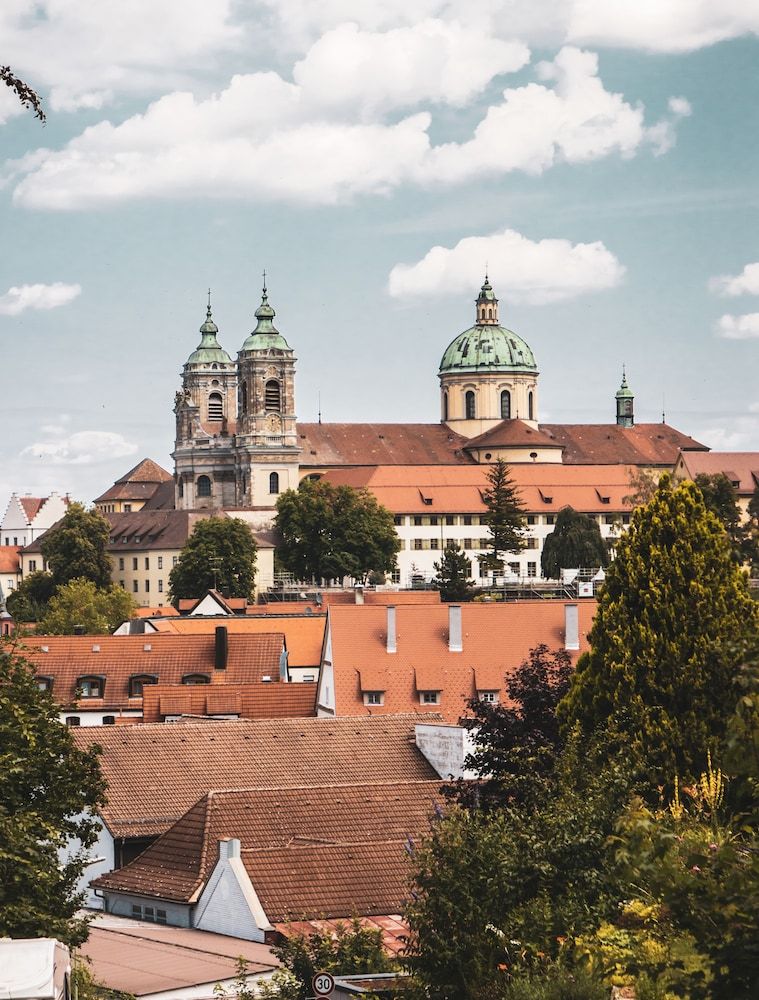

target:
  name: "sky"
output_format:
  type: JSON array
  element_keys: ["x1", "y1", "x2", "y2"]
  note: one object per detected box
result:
[{"x1": 2, "y1": 0, "x2": 759, "y2": 515}]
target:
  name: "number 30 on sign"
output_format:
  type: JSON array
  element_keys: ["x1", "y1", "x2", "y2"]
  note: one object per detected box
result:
[{"x1": 312, "y1": 971, "x2": 335, "y2": 996}]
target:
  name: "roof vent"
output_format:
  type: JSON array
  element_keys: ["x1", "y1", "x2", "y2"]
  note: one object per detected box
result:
[
  {"x1": 41, "y1": 645, "x2": 49, "y2": 653},
  {"x1": 92, "y1": 644, "x2": 100, "y2": 652},
  {"x1": 143, "y1": 643, "x2": 152, "y2": 652},
  {"x1": 262, "y1": 675, "x2": 272, "y2": 683}
]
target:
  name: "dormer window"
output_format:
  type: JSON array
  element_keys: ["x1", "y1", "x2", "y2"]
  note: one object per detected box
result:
[
  {"x1": 420, "y1": 691, "x2": 440, "y2": 705},
  {"x1": 265, "y1": 380, "x2": 281, "y2": 411},
  {"x1": 77, "y1": 676, "x2": 105, "y2": 699},
  {"x1": 36, "y1": 676, "x2": 54, "y2": 692},
  {"x1": 129, "y1": 674, "x2": 158, "y2": 698},
  {"x1": 182, "y1": 673, "x2": 210, "y2": 685},
  {"x1": 363, "y1": 691, "x2": 384, "y2": 706},
  {"x1": 478, "y1": 691, "x2": 499, "y2": 704},
  {"x1": 208, "y1": 392, "x2": 223, "y2": 421}
]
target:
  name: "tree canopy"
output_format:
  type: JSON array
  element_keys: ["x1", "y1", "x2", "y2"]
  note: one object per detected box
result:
[
  {"x1": 540, "y1": 506, "x2": 609, "y2": 580},
  {"x1": 559, "y1": 475, "x2": 759, "y2": 785},
  {"x1": 275, "y1": 479, "x2": 399, "y2": 584},
  {"x1": 0, "y1": 641, "x2": 106, "y2": 946},
  {"x1": 481, "y1": 460, "x2": 525, "y2": 570},
  {"x1": 695, "y1": 472, "x2": 759, "y2": 568},
  {"x1": 40, "y1": 502, "x2": 113, "y2": 590},
  {"x1": 433, "y1": 543, "x2": 475, "y2": 602},
  {"x1": 6, "y1": 570, "x2": 57, "y2": 622},
  {"x1": 169, "y1": 516, "x2": 257, "y2": 601},
  {"x1": 39, "y1": 577, "x2": 136, "y2": 635}
]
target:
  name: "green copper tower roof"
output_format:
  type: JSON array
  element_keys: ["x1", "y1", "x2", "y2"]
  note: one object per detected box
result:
[
  {"x1": 615, "y1": 366, "x2": 634, "y2": 399},
  {"x1": 439, "y1": 277, "x2": 537, "y2": 375},
  {"x1": 240, "y1": 279, "x2": 291, "y2": 352},
  {"x1": 186, "y1": 294, "x2": 232, "y2": 366}
]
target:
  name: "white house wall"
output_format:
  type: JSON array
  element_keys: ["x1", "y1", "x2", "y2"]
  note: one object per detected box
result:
[
  {"x1": 59, "y1": 816, "x2": 116, "y2": 909},
  {"x1": 193, "y1": 841, "x2": 270, "y2": 941}
]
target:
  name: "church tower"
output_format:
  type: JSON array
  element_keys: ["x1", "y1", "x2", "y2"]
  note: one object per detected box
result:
[
  {"x1": 439, "y1": 276, "x2": 540, "y2": 436},
  {"x1": 234, "y1": 279, "x2": 300, "y2": 508},
  {"x1": 173, "y1": 297, "x2": 238, "y2": 509},
  {"x1": 615, "y1": 367, "x2": 634, "y2": 427}
]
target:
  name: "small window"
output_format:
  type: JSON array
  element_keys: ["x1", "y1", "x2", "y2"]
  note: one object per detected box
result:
[
  {"x1": 124, "y1": 504, "x2": 132, "y2": 513},
  {"x1": 421, "y1": 691, "x2": 440, "y2": 705},
  {"x1": 269, "y1": 471, "x2": 280, "y2": 494},
  {"x1": 364, "y1": 691, "x2": 384, "y2": 706},
  {"x1": 546, "y1": 515, "x2": 556, "y2": 526},
  {"x1": 182, "y1": 673, "x2": 210, "y2": 685},
  {"x1": 528, "y1": 391, "x2": 534, "y2": 421},
  {"x1": 527, "y1": 515, "x2": 536, "y2": 525},
  {"x1": 145, "y1": 580, "x2": 150, "y2": 593},
  {"x1": 129, "y1": 674, "x2": 158, "y2": 698},
  {"x1": 500, "y1": 389, "x2": 511, "y2": 420},
  {"x1": 442, "y1": 391, "x2": 449, "y2": 421},
  {"x1": 463, "y1": 515, "x2": 472, "y2": 526},
  {"x1": 133, "y1": 580, "x2": 139, "y2": 593},
  {"x1": 178, "y1": 479, "x2": 184, "y2": 498},
  {"x1": 65, "y1": 717, "x2": 81, "y2": 727},
  {"x1": 131, "y1": 904, "x2": 141, "y2": 918},
  {"x1": 172, "y1": 556, "x2": 178, "y2": 566},
  {"x1": 143, "y1": 906, "x2": 155, "y2": 922},
  {"x1": 132, "y1": 557, "x2": 138, "y2": 571},
  {"x1": 208, "y1": 392, "x2": 223, "y2": 421},
  {"x1": 118, "y1": 557, "x2": 124, "y2": 571},
  {"x1": 265, "y1": 380, "x2": 281, "y2": 411},
  {"x1": 157, "y1": 556, "x2": 163, "y2": 570},
  {"x1": 197, "y1": 475, "x2": 212, "y2": 498},
  {"x1": 241, "y1": 380, "x2": 248, "y2": 414},
  {"x1": 445, "y1": 515, "x2": 455, "y2": 526},
  {"x1": 103, "y1": 716, "x2": 115, "y2": 726},
  {"x1": 156, "y1": 909, "x2": 167, "y2": 925},
  {"x1": 527, "y1": 562, "x2": 537, "y2": 577},
  {"x1": 465, "y1": 390, "x2": 476, "y2": 420},
  {"x1": 158, "y1": 580, "x2": 163, "y2": 592},
  {"x1": 145, "y1": 557, "x2": 150, "y2": 570},
  {"x1": 29, "y1": 559, "x2": 37, "y2": 572},
  {"x1": 78, "y1": 676, "x2": 104, "y2": 698},
  {"x1": 36, "y1": 676, "x2": 53, "y2": 692},
  {"x1": 393, "y1": 515, "x2": 404, "y2": 525},
  {"x1": 479, "y1": 691, "x2": 498, "y2": 704}
]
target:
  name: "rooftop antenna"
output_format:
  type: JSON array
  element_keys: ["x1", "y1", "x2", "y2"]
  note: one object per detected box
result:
[
  {"x1": 662, "y1": 393, "x2": 666, "y2": 424},
  {"x1": 318, "y1": 390, "x2": 322, "y2": 425},
  {"x1": 262, "y1": 268, "x2": 267, "y2": 293}
]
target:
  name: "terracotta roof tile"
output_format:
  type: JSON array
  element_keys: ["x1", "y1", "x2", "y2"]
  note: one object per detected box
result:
[
  {"x1": 539, "y1": 423, "x2": 707, "y2": 466},
  {"x1": 72, "y1": 715, "x2": 440, "y2": 838},
  {"x1": 465, "y1": 419, "x2": 563, "y2": 450},
  {"x1": 326, "y1": 601, "x2": 595, "y2": 723},
  {"x1": 296, "y1": 423, "x2": 474, "y2": 467},
  {"x1": 0, "y1": 546, "x2": 21, "y2": 574},
  {"x1": 18, "y1": 496, "x2": 45, "y2": 522},
  {"x1": 677, "y1": 450, "x2": 759, "y2": 496},
  {"x1": 115, "y1": 458, "x2": 173, "y2": 485},
  {"x1": 142, "y1": 682, "x2": 317, "y2": 722},
  {"x1": 274, "y1": 917, "x2": 407, "y2": 956}
]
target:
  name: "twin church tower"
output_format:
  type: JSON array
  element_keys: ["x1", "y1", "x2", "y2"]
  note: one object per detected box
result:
[{"x1": 173, "y1": 277, "x2": 635, "y2": 513}]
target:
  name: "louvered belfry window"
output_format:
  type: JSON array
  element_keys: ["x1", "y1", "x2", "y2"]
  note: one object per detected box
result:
[
  {"x1": 265, "y1": 380, "x2": 281, "y2": 411},
  {"x1": 208, "y1": 392, "x2": 223, "y2": 421}
]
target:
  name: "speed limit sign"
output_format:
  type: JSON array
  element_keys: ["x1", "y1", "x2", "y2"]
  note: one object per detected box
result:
[{"x1": 312, "y1": 971, "x2": 335, "y2": 997}]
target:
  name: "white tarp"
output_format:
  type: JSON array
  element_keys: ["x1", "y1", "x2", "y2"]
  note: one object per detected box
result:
[{"x1": 0, "y1": 940, "x2": 67, "y2": 1000}]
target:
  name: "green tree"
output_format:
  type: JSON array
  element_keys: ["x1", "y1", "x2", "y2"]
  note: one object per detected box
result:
[
  {"x1": 540, "y1": 507, "x2": 609, "y2": 580},
  {"x1": 275, "y1": 479, "x2": 400, "y2": 584},
  {"x1": 41, "y1": 502, "x2": 113, "y2": 590},
  {"x1": 559, "y1": 475, "x2": 759, "y2": 787},
  {"x1": 39, "y1": 577, "x2": 136, "y2": 635},
  {"x1": 433, "y1": 544, "x2": 475, "y2": 602},
  {"x1": 6, "y1": 570, "x2": 56, "y2": 622},
  {"x1": 0, "y1": 641, "x2": 106, "y2": 946},
  {"x1": 481, "y1": 460, "x2": 525, "y2": 571},
  {"x1": 169, "y1": 516, "x2": 257, "y2": 601},
  {"x1": 694, "y1": 472, "x2": 754, "y2": 565}
]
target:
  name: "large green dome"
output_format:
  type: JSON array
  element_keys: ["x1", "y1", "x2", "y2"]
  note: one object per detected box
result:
[
  {"x1": 186, "y1": 303, "x2": 232, "y2": 366},
  {"x1": 439, "y1": 277, "x2": 537, "y2": 375}
]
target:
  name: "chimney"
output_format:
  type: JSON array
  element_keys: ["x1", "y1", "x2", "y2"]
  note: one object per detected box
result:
[
  {"x1": 386, "y1": 605, "x2": 397, "y2": 654},
  {"x1": 73, "y1": 624, "x2": 85, "y2": 636},
  {"x1": 564, "y1": 603, "x2": 579, "y2": 651},
  {"x1": 215, "y1": 625, "x2": 228, "y2": 670},
  {"x1": 354, "y1": 586, "x2": 364, "y2": 605},
  {"x1": 448, "y1": 605, "x2": 462, "y2": 653},
  {"x1": 219, "y1": 837, "x2": 241, "y2": 860}
]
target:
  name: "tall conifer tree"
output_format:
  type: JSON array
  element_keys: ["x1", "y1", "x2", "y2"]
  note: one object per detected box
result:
[{"x1": 481, "y1": 459, "x2": 526, "y2": 570}]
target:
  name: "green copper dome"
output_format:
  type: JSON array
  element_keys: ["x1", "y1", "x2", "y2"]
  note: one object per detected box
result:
[
  {"x1": 186, "y1": 301, "x2": 232, "y2": 366},
  {"x1": 240, "y1": 283, "x2": 290, "y2": 352},
  {"x1": 615, "y1": 368, "x2": 634, "y2": 399},
  {"x1": 439, "y1": 278, "x2": 537, "y2": 375}
]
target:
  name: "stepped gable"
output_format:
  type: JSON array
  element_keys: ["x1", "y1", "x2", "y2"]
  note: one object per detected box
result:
[
  {"x1": 72, "y1": 714, "x2": 440, "y2": 838},
  {"x1": 18, "y1": 497, "x2": 46, "y2": 521},
  {"x1": 93, "y1": 780, "x2": 444, "y2": 904},
  {"x1": 296, "y1": 422, "x2": 473, "y2": 467},
  {"x1": 540, "y1": 423, "x2": 708, "y2": 466}
]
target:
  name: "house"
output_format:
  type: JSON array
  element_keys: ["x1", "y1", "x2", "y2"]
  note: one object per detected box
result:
[
  {"x1": 1, "y1": 492, "x2": 69, "y2": 550},
  {"x1": 0, "y1": 545, "x2": 21, "y2": 594},
  {"x1": 18, "y1": 629, "x2": 291, "y2": 726},
  {"x1": 70, "y1": 714, "x2": 443, "y2": 904},
  {"x1": 319, "y1": 463, "x2": 634, "y2": 585},
  {"x1": 317, "y1": 600, "x2": 595, "y2": 723},
  {"x1": 674, "y1": 450, "x2": 759, "y2": 520},
  {"x1": 93, "y1": 459, "x2": 174, "y2": 514},
  {"x1": 91, "y1": 780, "x2": 445, "y2": 943}
]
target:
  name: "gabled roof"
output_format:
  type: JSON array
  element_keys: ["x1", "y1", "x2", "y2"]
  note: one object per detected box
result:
[
  {"x1": 539, "y1": 423, "x2": 707, "y2": 466},
  {"x1": 116, "y1": 459, "x2": 173, "y2": 485},
  {"x1": 72, "y1": 715, "x2": 440, "y2": 838},
  {"x1": 141, "y1": 682, "x2": 317, "y2": 722},
  {"x1": 296, "y1": 423, "x2": 474, "y2": 467},
  {"x1": 325, "y1": 601, "x2": 595, "y2": 723},
  {"x1": 93, "y1": 780, "x2": 444, "y2": 910},
  {"x1": 18, "y1": 632, "x2": 285, "y2": 711},
  {"x1": 676, "y1": 450, "x2": 759, "y2": 496},
  {"x1": 18, "y1": 496, "x2": 46, "y2": 522},
  {"x1": 464, "y1": 419, "x2": 563, "y2": 451}
]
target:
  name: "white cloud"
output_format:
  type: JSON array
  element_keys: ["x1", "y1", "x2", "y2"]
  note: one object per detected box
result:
[
  {"x1": 695, "y1": 415, "x2": 759, "y2": 450},
  {"x1": 0, "y1": 0, "x2": 241, "y2": 112},
  {"x1": 7, "y1": 42, "x2": 681, "y2": 209},
  {"x1": 0, "y1": 282, "x2": 81, "y2": 316},
  {"x1": 20, "y1": 431, "x2": 138, "y2": 465},
  {"x1": 710, "y1": 262, "x2": 759, "y2": 297},
  {"x1": 568, "y1": 0, "x2": 759, "y2": 53},
  {"x1": 388, "y1": 227, "x2": 625, "y2": 303},
  {"x1": 716, "y1": 313, "x2": 759, "y2": 339}
]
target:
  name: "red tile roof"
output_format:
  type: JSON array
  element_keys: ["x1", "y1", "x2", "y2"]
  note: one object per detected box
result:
[
  {"x1": 18, "y1": 496, "x2": 45, "y2": 522},
  {"x1": 116, "y1": 458, "x2": 174, "y2": 484},
  {"x1": 72, "y1": 715, "x2": 440, "y2": 838},
  {"x1": 676, "y1": 451, "x2": 759, "y2": 497},
  {"x1": 141, "y1": 682, "x2": 317, "y2": 722},
  {"x1": 325, "y1": 601, "x2": 596, "y2": 723},
  {"x1": 18, "y1": 632, "x2": 285, "y2": 711},
  {"x1": 275, "y1": 916, "x2": 408, "y2": 957},
  {"x1": 0, "y1": 546, "x2": 21, "y2": 574},
  {"x1": 296, "y1": 423, "x2": 474, "y2": 467},
  {"x1": 539, "y1": 423, "x2": 707, "y2": 466},
  {"x1": 465, "y1": 419, "x2": 563, "y2": 450},
  {"x1": 93, "y1": 780, "x2": 444, "y2": 910}
]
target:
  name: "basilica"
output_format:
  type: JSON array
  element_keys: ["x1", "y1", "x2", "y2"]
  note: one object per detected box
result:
[{"x1": 172, "y1": 277, "x2": 706, "y2": 524}]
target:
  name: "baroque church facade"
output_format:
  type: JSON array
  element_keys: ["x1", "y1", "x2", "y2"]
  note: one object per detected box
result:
[{"x1": 173, "y1": 277, "x2": 705, "y2": 530}]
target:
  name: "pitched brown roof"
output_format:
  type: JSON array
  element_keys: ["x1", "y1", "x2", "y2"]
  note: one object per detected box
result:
[
  {"x1": 18, "y1": 496, "x2": 45, "y2": 522},
  {"x1": 72, "y1": 715, "x2": 440, "y2": 838},
  {"x1": 0, "y1": 546, "x2": 21, "y2": 574},
  {"x1": 19, "y1": 632, "x2": 285, "y2": 711},
  {"x1": 296, "y1": 423, "x2": 474, "y2": 467},
  {"x1": 676, "y1": 451, "x2": 759, "y2": 496},
  {"x1": 116, "y1": 459, "x2": 173, "y2": 485},
  {"x1": 93, "y1": 780, "x2": 443, "y2": 908},
  {"x1": 539, "y1": 423, "x2": 707, "y2": 466},
  {"x1": 141, "y1": 479, "x2": 176, "y2": 510},
  {"x1": 464, "y1": 419, "x2": 563, "y2": 451},
  {"x1": 141, "y1": 682, "x2": 317, "y2": 722}
]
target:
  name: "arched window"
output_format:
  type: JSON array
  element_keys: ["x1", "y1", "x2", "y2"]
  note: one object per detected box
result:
[
  {"x1": 442, "y1": 391, "x2": 448, "y2": 421},
  {"x1": 241, "y1": 381, "x2": 248, "y2": 414},
  {"x1": 500, "y1": 390, "x2": 511, "y2": 420},
  {"x1": 178, "y1": 478, "x2": 184, "y2": 498},
  {"x1": 465, "y1": 390, "x2": 476, "y2": 420},
  {"x1": 269, "y1": 471, "x2": 280, "y2": 494},
  {"x1": 265, "y1": 380, "x2": 281, "y2": 411},
  {"x1": 129, "y1": 674, "x2": 158, "y2": 698},
  {"x1": 487, "y1": 307, "x2": 492, "y2": 319},
  {"x1": 65, "y1": 716, "x2": 81, "y2": 727},
  {"x1": 197, "y1": 475, "x2": 212, "y2": 498},
  {"x1": 77, "y1": 675, "x2": 105, "y2": 698},
  {"x1": 208, "y1": 392, "x2": 223, "y2": 421},
  {"x1": 182, "y1": 673, "x2": 210, "y2": 685},
  {"x1": 528, "y1": 391, "x2": 534, "y2": 421}
]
